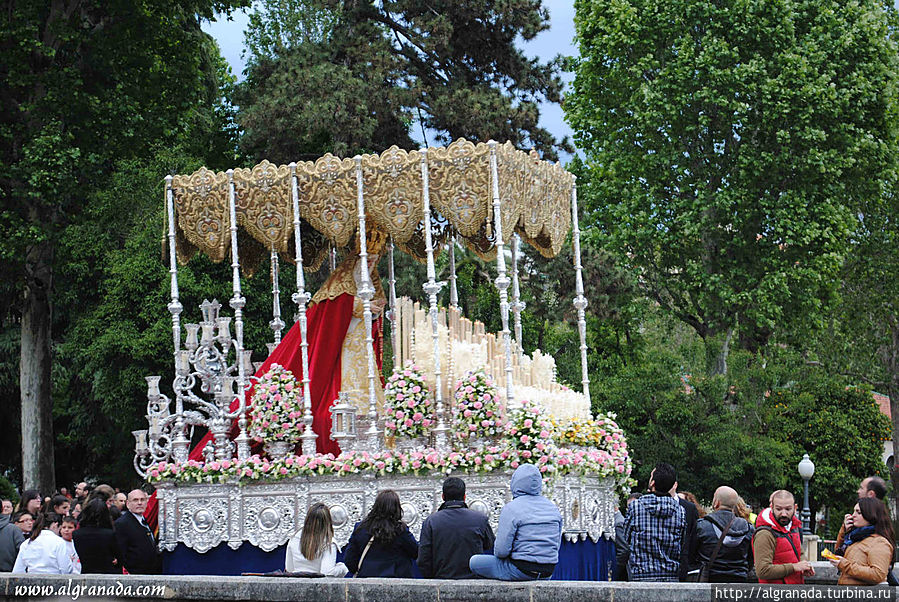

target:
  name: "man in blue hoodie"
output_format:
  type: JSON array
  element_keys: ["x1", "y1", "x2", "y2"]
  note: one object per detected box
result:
[
  {"x1": 469, "y1": 464, "x2": 562, "y2": 581},
  {"x1": 624, "y1": 462, "x2": 686, "y2": 582}
]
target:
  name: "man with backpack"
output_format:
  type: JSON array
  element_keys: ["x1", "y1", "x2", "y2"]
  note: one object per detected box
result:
[{"x1": 694, "y1": 486, "x2": 753, "y2": 582}]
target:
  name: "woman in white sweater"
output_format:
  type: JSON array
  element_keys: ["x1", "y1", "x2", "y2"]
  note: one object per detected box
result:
[
  {"x1": 285, "y1": 503, "x2": 348, "y2": 576},
  {"x1": 12, "y1": 513, "x2": 75, "y2": 574}
]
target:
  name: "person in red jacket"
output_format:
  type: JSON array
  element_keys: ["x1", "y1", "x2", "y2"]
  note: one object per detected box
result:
[{"x1": 752, "y1": 490, "x2": 814, "y2": 583}]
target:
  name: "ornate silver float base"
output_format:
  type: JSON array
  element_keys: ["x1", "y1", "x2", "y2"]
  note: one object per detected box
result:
[{"x1": 155, "y1": 472, "x2": 615, "y2": 554}]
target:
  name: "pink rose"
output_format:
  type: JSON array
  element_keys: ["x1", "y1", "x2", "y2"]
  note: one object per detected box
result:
[
  {"x1": 396, "y1": 410, "x2": 405, "y2": 419},
  {"x1": 413, "y1": 412, "x2": 423, "y2": 421},
  {"x1": 412, "y1": 386, "x2": 421, "y2": 393},
  {"x1": 284, "y1": 382, "x2": 294, "y2": 391},
  {"x1": 539, "y1": 430, "x2": 550, "y2": 438},
  {"x1": 520, "y1": 435, "x2": 530, "y2": 444},
  {"x1": 464, "y1": 410, "x2": 472, "y2": 418},
  {"x1": 404, "y1": 419, "x2": 414, "y2": 427},
  {"x1": 524, "y1": 419, "x2": 533, "y2": 428},
  {"x1": 279, "y1": 467, "x2": 288, "y2": 475},
  {"x1": 407, "y1": 399, "x2": 415, "y2": 408},
  {"x1": 396, "y1": 393, "x2": 405, "y2": 401},
  {"x1": 473, "y1": 401, "x2": 483, "y2": 409},
  {"x1": 150, "y1": 469, "x2": 159, "y2": 478}
]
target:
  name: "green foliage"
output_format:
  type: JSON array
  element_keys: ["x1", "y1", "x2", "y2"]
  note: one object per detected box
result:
[
  {"x1": 595, "y1": 333, "x2": 890, "y2": 527},
  {"x1": 763, "y1": 380, "x2": 892, "y2": 537},
  {"x1": 595, "y1": 345, "x2": 792, "y2": 505},
  {"x1": 236, "y1": 0, "x2": 573, "y2": 160},
  {"x1": 0, "y1": 475, "x2": 18, "y2": 504},
  {"x1": 568, "y1": 0, "x2": 899, "y2": 371}
]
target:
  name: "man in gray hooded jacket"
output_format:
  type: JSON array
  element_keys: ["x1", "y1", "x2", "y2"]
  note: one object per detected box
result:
[
  {"x1": 0, "y1": 511, "x2": 25, "y2": 571},
  {"x1": 470, "y1": 463, "x2": 562, "y2": 580}
]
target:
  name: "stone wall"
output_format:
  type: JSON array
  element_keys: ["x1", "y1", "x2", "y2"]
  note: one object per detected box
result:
[{"x1": 0, "y1": 563, "x2": 849, "y2": 602}]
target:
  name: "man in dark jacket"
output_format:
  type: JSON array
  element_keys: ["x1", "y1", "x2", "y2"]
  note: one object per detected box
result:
[
  {"x1": 418, "y1": 477, "x2": 495, "y2": 578},
  {"x1": 675, "y1": 490, "x2": 699, "y2": 580},
  {"x1": 114, "y1": 489, "x2": 160, "y2": 574},
  {"x1": 694, "y1": 486, "x2": 753, "y2": 582},
  {"x1": 624, "y1": 462, "x2": 686, "y2": 582}
]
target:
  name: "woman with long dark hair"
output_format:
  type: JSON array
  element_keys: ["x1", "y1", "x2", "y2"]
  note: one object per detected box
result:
[
  {"x1": 72, "y1": 498, "x2": 121, "y2": 574},
  {"x1": 15, "y1": 490, "x2": 41, "y2": 516},
  {"x1": 285, "y1": 503, "x2": 348, "y2": 576},
  {"x1": 343, "y1": 490, "x2": 417, "y2": 577},
  {"x1": 830, "y1": 498, "x2": 894, "y2": 585},
  {"x1": 12, "y1": 513, "x2": 74, "y2": 573}
]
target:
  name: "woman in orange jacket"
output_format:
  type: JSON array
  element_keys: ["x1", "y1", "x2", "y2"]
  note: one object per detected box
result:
[{"x1": 829, "y1": 497, "x2": 894, "y2": 585}]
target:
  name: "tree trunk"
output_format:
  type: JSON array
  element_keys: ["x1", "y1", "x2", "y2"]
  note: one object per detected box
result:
[
  {"x1": 20, "y1": 239, "x2": 55, "y2": 495},
  {"x1": 706, "y1": 327, "x2": 734, "y2": 376}
]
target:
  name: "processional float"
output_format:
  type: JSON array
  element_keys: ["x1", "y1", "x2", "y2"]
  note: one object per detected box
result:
[{"x1": 132, "y1": 139, "x2": 630, "y2": 562}]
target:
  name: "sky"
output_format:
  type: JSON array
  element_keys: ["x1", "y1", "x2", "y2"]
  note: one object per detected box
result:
[{"x1": 202, "y1": 1, "x2": 578, "y2": 157}]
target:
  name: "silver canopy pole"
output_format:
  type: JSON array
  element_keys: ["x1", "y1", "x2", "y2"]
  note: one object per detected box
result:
[
  {"x1": 269, "y1": 249, "x2": 284, "y2": 344},
  {"x1": 488, "y1": 141, "x2": 515, "y2": 404},
  {"x1": 354, "y1": 156, "x2": 382, "y2": 452},
  {"x1": 570, "y1": 180, "x2": 590, "y2": 400},
  {"x1": 165, "y1": 176, "x2": 189, "y2": 463},
  {"x1": 510, "y1": 233, "x2": 525, "y2": 358},
  {"x1": 226, "y1": 170, "x2": 250, "y2": 460},
  {"x1": 387, "y1": 239, "x2": 400, "y2": 371},
  {"x1": 448, "y1": 235, "x2": 459, "y2": 311},
  {"x1": 290, "y1": 162, "x2": 318, "y2": 456},
  {"x1": 419, "y1": 149, "x2": 449, "y2": 451}
]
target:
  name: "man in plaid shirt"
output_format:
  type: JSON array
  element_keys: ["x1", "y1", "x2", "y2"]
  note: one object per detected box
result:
[{"x1": 624, "y1": 463, "x2": 686, "y2": 581}]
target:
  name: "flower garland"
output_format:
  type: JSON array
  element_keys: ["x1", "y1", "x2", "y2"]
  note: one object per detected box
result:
[
  {"x1": 145, "y1": 444, "x2": 630, "y2": 489},
  {"x1": 248, "y1": 364, "x2": 304, "y2": 444},
  {"x1": 452, "y1": 369, "x2": 503, "y2": 443},
  {"x1": 383, "y1": 362, "x2": 434, "y2": 439},
  {"x1": 504, "y1": 400, "x2": 554, "y2": 459}
]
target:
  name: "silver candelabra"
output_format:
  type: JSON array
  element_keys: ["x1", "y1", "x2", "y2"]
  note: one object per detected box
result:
[{"x1": 133, "y1": 299, "x2": 254, "y2": 477}]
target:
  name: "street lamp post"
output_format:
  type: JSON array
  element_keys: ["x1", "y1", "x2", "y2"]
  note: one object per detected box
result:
[{"x1": 798, "y1": 453, "x2": 815, "y2": 533}]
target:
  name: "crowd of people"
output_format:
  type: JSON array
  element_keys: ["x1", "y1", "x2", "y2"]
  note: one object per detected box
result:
[
  {"x1": 1, "y1": 464, "x2": 894, "y2": 585},
  {"x1": 615, "y1": 464, "x2": 896, "y2": 586},
  {"x1": 0, "y1": 482, "x2": 160, "y2": 575},
  {"x1": 285, "y1": 463, "x2": 561, "y2": 580}
]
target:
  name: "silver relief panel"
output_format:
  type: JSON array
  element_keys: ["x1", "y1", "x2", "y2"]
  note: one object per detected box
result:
[
  {"x1": 176, "y1": 489, "x2": 229, "y2": 553},
  {"x1": 159, "y1": 472, "x2": 616, "y2": 552}
]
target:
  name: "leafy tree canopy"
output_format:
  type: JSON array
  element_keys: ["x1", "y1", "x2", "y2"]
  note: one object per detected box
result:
[
  {"x1": 236, "y1": 0, "x2": 573, "y2": 161},
  {"x1": 567, "y1": 0, "x2": 899, "y2": 373}
]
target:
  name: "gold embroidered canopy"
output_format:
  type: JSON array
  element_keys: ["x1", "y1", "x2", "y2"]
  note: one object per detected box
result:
[{"x1": 170, "y1": 138, "x2": 575, "y2": 270}]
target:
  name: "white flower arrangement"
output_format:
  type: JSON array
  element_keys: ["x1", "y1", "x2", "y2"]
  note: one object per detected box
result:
[
  {"x1": 383, "y1": 362, "x2": 434, "y2": 439},
  {"x1": 247, "y1": 364, "x2": 304, "y2": 444}
]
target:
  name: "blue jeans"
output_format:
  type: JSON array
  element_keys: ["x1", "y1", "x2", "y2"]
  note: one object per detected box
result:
[{"x1": 469, "y1": 554, "x2": 546, "y2": 581}]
